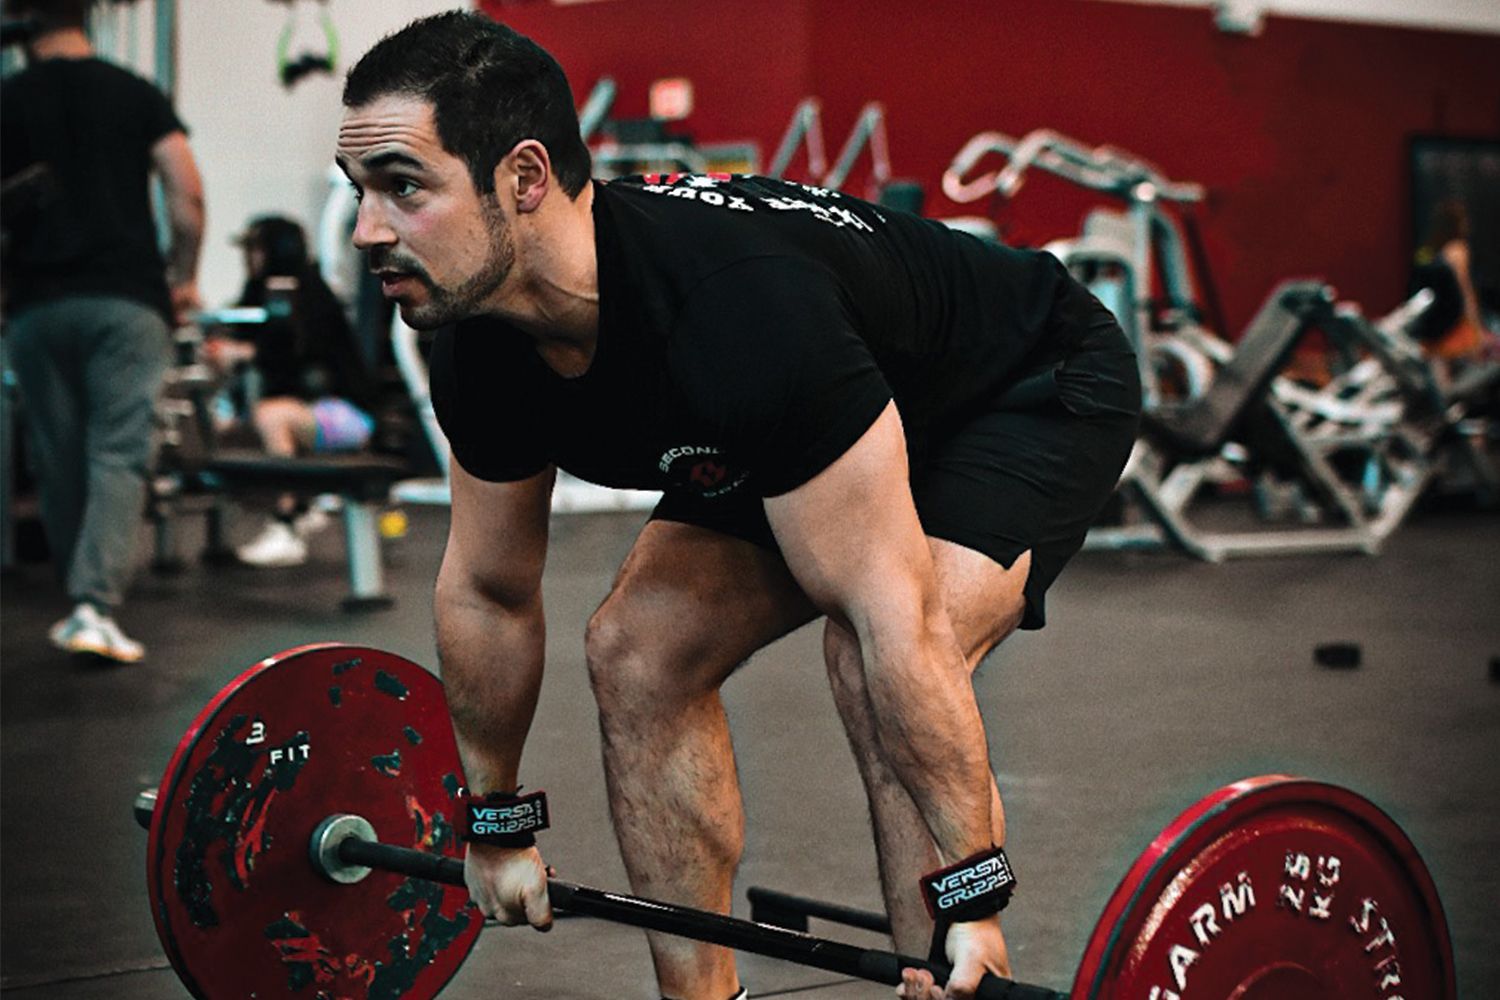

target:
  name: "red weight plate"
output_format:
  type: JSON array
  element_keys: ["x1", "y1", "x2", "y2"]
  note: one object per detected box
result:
[
  {"x1": 146, "y1": 644, "x2": 481, "y2": 998},
  {"x1": 1070, "y1": 775, "x2": 1455, "y2": 999}
]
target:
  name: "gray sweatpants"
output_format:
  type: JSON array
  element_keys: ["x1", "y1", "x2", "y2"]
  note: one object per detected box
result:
[{"x1": 6, "y1": 295, "x2": 170, "y2": 611}]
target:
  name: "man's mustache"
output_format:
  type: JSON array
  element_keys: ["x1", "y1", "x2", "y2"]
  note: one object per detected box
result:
[{"x1": 367, "y1": 249, "x2": 431, "y2": 284}]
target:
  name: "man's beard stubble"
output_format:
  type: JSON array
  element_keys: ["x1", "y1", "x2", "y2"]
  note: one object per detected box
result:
[{"x1": 374, "y1": 196, "x2": 514, "y2": 331}]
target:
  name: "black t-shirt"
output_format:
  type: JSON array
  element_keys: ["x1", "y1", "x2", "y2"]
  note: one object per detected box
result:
[
  {"x1": 431, "y1": 174, "x2": 1072, "y2": 499},
  {"x1": 1407, "y1": 254, "x2": 1464, "y2": 345},
  {"x1": 1, "y1": 57, "x2": 184, "y2": 320},
  {"x1": 236, "y1": 271, "x2": 376, "y2": 408}
]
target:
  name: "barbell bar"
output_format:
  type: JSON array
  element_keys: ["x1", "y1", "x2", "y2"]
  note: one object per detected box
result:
[
  {"x1": 139, "y1": 644, "x2": 1456, "y2": 999},
  {"x1": 305, "y1": 813, "x2": 1057, "y2": 998}
]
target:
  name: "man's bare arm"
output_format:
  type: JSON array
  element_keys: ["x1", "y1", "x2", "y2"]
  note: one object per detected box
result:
[
  {"x1": 764, "y1": 402, "x2": 994, "y2": 861},
  {"x1": 1440, "y1": 240, "x2": 1485, "y2": 332},
  {"x1": 149, "y1": 130, "x2": 204, "y2": 321},
  {"x1": 435, "y1": 460, "x2": 555, "y2": 794}
]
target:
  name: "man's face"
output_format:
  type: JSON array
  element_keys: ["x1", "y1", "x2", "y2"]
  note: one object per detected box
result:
[{"x1": 336, "y1": 94, "x2": 513, "y2": 330}]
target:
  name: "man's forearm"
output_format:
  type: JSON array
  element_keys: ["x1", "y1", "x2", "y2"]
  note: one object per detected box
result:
[
  {"x1": 861, "y1": 619, "x2": 997, "y2": 863},
  {"x1": 164, "y1": 211, "x2": 203, "y2": 286},
  {"x1": 435, "y1": 583, "x2": 546, "y2": 794}
]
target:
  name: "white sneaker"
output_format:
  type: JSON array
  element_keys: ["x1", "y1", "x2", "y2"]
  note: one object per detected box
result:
[
  {"x1": 48, "y1": 611, "x2": 81, "y2": 648},
  {"x1": 236, "y1": 520, "x2": 309, "y2": 567},
  {"x1": 52, "y1": 604, "x2": 145, "y2": 663},
  {"x1": 292, "y1": 506, "x2": 331, "y2": 537}
]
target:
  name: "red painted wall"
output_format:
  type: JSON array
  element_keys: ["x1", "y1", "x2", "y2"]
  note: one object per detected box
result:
[
  {"x1": 482, "y1": 0, "x2": 814, "y2": 163},
  {"x1": 481, "y1": 0, "x2": 1500, "y2": 335}
]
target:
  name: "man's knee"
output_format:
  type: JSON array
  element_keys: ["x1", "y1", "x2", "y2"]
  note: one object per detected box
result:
[
  {"x1": 88, "y1": 420, "x2": 157, "y2": 477},
  {"x1": 932, "y1": 543, "x2": 1031, "y2": 667},
  {"x1": 584, "y1": 607, "x2": 637, "y2": 709},
  {"x1": 584, "y1": 601, "x2": 715, "y2": 717}
]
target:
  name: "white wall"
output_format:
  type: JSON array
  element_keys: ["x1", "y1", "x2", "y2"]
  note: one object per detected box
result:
[
  {"x1": 1100, "y1": 0, "x2": 1500, "y2": 35},
  {"x1": 176, "y1": 1, "x2": 464, "y2": 307}
]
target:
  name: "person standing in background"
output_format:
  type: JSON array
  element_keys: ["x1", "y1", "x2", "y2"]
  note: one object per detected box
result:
[{"x1": 1, "y1": 0, "x2": 204, "y2": 663}]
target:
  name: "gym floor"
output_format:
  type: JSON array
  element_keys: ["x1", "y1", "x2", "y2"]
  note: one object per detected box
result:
[{"x1": 1, "y1": 502, "x2": 1497, "y2": 999}]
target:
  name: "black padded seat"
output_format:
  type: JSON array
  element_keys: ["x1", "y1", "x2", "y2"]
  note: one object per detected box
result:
[
  {"x1": 1144, "y1": 280, "x2": 1331, "y2": 457},
  {"x1": 204, "y1": 450, "x2": 410, "y2": 502}
]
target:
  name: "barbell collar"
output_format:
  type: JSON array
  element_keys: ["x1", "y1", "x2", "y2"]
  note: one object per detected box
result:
[
  {"x1": 133, "y1": 787, "x2": 157, "y2": 831},
  {"x1": 311, "y1": 813, "x2": 377, "y2": 884}
]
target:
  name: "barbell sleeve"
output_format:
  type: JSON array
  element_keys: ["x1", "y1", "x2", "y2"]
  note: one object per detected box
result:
[{"x1": 333, "y1": 832, "x2": 1064, "y2": 1000}]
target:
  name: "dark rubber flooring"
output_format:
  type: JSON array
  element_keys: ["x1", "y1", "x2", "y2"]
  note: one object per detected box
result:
[{"x1": 2, "y1": 503, "x2": 1497, "y2": 998}]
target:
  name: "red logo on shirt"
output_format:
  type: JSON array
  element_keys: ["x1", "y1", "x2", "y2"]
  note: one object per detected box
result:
[
  {"x1": 659, "y1": 445, "x2": 748, "y2": 497},
  {"x1": 690, "y1": 460, "x2": 728, "y2": 489}
]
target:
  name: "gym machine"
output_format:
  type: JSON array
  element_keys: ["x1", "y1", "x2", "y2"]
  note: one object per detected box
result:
[
  {"x1": 943, "y1": 128, "x2": 1214, "y2": 410},
  {"x1": 767, "y1": 97, "x2": 924, "y2": 213},
  {"x1": 1086, "y1": 282, "x2": 1450, "y2": 560}
]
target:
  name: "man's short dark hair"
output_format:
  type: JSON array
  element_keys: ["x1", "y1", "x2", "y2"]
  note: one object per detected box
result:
[
  {"x1": 343, "y1": 11, "x2": 591, "y2": 199},
  {"x1": 4, "y1": 0, "x2": 91, "y2": 32}
]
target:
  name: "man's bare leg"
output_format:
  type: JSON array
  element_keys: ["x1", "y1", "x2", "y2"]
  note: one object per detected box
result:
[
  {"x1": 586, "y1": 521, "x2": 815, "y2": 1000},
  {"x1": 823, "y1": 541, "x2": 1029, "y2": 960}
]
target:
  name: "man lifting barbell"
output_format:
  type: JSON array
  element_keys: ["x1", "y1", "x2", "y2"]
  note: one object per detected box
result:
[{"x1": 334, "y1": 12, "x2": 1139, "y2": 999}]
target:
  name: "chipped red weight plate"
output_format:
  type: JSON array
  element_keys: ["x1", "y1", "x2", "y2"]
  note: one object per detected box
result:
[
  {"x1": 146, "y1": 644, "x2": 480, "y2": 998},
  {"x1": 1071, "y1": 774, "x2": 1455, "y2": 999}
]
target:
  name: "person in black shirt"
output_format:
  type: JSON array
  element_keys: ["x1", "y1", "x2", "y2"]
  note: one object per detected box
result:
[
  {"x1": 337, "y1": 14, "x2": 1138, "y2": 999},
  {"x1": 202, "y1": 214, "x2": 378, "y2": 567},
  {"x1": 1, "y1": 0, "x2": 203, "y2": 662}
]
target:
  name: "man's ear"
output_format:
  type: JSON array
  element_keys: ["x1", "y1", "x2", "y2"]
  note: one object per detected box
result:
[{"x1": 500, "y1": 140, "x2": 551, "y2": 214}]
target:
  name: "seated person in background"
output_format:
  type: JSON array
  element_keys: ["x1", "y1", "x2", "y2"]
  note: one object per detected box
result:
[
  {"x1": 203, "y1": 214, "x2": 378, "y2": 567},
  {"x1": 1410, "y1": 199, "x2": 1497, "y2": 381}
]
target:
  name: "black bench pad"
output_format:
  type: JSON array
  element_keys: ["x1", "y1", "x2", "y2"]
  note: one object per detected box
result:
[
  {"x1": 205, "y1": 450, "x2": 411, "y2": 503},
  {"x1": 1144, "y1": 280, "x2": 1330, "y2": 457}
]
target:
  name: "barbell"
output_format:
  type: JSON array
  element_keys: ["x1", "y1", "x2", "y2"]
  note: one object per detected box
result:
[{"x1": 139, "y1": 643, "x2": 1455, "y2": 998}]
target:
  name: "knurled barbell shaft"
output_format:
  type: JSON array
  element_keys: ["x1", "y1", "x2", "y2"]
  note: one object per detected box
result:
[
  {"x1": 748, "y1": 885, "x2": 893, "y2": 934},
  {"x1": 332, "y1": 831, "x2": 1065, "y2": 1000}
]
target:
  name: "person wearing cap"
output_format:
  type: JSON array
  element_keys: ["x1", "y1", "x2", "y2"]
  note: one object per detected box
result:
[{"x1": 202, "y1": 214, "x2": 380, "y2": 567}]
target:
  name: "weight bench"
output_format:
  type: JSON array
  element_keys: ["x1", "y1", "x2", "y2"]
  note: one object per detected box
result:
[
  {"x1": 155, "y1": 450, "x2": 410, "y2": 611},
  {"x1": 1090, "y1": 280, "x2": 1438, "y2": 561}
]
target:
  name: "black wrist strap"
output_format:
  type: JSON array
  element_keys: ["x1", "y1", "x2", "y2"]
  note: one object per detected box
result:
[
  {"x1": 920, "y1": 846, "x2": 1016, "y2": 963},
  {"x1": 461, "y1": 788, "x2": 549, "y2": 848}
]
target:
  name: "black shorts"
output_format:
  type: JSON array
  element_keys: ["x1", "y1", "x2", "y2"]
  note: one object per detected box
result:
[{"x1": 651, "y1": 282, "x2": 1141, "y2": 630}]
